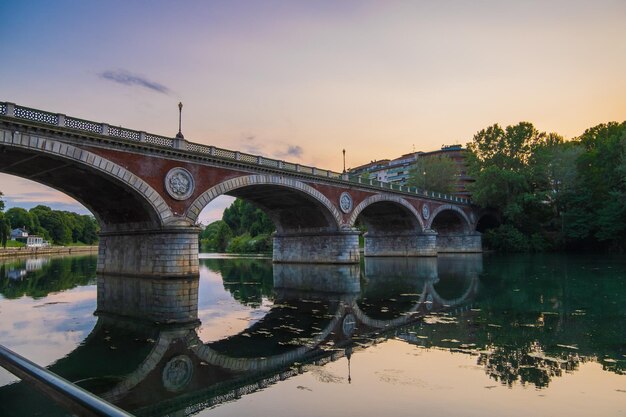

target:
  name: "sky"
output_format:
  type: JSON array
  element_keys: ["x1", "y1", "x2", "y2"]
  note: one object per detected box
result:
[{"x1": 1, "y1": 0, "x2": 625, "y2": 223}]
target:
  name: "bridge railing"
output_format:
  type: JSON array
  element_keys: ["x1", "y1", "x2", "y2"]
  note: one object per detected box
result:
[{"x1": 0, "y1": 101, "x2": 471, "y2": 205}]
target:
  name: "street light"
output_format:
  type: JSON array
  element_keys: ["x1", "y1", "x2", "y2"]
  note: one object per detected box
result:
[
  {"x1": 176, "y1": 102, "x2": 184, "y2": 139},
  {"x1": 343, "y1": 149, "x2": 346, "y2": 173}
]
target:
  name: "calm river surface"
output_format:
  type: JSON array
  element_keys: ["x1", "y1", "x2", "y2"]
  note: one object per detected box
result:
[{"x1": 0, "y1": 253, "x2": 624, "y2": 416}]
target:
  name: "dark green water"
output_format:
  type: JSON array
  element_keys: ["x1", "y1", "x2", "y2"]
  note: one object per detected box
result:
[{"x1": 0, "y1": 253, "x2": 624, "y2": 416}]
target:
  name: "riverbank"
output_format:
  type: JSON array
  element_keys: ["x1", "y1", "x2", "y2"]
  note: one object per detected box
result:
[{"x1": 0, "y1": 245, "x2": 98, "y2": 259}]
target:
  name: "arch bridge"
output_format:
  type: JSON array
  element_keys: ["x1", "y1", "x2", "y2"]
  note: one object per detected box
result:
[{"x1": 0, "y1": 101, "x2": 484, "y2": 277}]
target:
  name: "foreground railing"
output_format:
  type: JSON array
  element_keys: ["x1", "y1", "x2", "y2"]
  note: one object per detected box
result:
[
  {"x1": 0, "y1": 344, "x2": 134, "y2": 417},
  {"x1": 0, "y1": 101, "x2": 471, "y2": 205}
]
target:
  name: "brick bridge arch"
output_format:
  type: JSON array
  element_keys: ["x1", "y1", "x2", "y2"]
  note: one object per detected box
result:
[
  {"x1": 347, "y1": 194, "x2": 425, "y2": 232},
  {"x1": 427, "y1": 204, "x2": 472, "y2": 232},
  {"x1": 427, "y1": 204, "x2": 481, "y2": 253},
  {"x1": 0, "y1": 131, "x2": 173, "y2": 229},
  {"x1": 185, "y1": 174, "x2": 344, "y2": 234}
]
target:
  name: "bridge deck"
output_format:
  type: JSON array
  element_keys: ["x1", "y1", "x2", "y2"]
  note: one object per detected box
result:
[{"x1": 0, "y1": 101, "x2": 470, "y2": 206}]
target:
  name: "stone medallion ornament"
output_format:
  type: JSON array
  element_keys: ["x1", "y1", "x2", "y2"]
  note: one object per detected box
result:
[
  {"x1": 165, "y1": 167, "x2": 194, "y2": 200},
  {"x1": 162, "y1": 355, "x2": 193, "y2": 392},
  {"x1": 422, "y1": 203, "x2": 430, "y2": 220},
  {"x1": 339, "y1": 192, "x2": 353, "y2": 214}
]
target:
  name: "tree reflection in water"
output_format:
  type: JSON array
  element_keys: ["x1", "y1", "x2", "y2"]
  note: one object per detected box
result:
[{"x1": 0, "y1": 253, "x2": 625, "y2": 416}]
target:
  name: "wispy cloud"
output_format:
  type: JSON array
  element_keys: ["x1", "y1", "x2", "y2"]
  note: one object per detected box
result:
[
  {"x1": 99, "y1": 69, "x2": 170, "y2": 94},
  {"x1": 274, "y1": 145, "x2": 303, "y2": 158},
  {"x1": 238, "y1": 135, "x2": 263, "y2": 155},
  {"x1": 235, "y1": 134, "x2": 304, "y2": 161}
]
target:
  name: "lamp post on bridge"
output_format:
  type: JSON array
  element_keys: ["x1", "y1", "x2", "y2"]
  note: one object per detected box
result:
[
  {"x1": 173, "y1": 101, "x2": 186, "y2": 150},
  {"x1": 176, "y1": 102, "x2": 184, "y2": 139},
  {"x1": 342, "y1": 149, "x2": 346, "y2": 173}
]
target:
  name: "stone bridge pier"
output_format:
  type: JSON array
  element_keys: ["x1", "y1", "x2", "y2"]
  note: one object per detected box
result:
[
  {"x1": 273, "y1": 229, "x2": 360, "y2": 264},
  {"x1": 97, "y1": 225, "x2": 201, "y2": 277},
  {"x1": 363, "y1": 230, "x2": 438, "y2": 257}
]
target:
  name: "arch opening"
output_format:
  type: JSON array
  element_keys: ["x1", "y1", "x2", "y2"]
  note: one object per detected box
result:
[
  {"x1": 349, "y1": 196, "x2": 430, "y2": 257},
  {"x1": 476, "y1": 213, "x2": 501, "y2": 233},
  {"x1": 430, "y1": 209, "x2": 470, "y2": 235},
  {"x1": 0, "y1": 144, "x2": 166, "y2": 230},
  {"x1": 188, "y1": 176, "x2": 344, "y2": 234},
  {"x1": 226, "y1": 185, "x2": 339, "y2": 234},
  {"x1": 188, "y1": 176, "x2": 356, "y2": 263},
  {"x1": 356, "y1": 201, "x2": 422, "y2": 235},
  {"x1": 430, "y1": 207, "x2": 482, "y2": 253}
]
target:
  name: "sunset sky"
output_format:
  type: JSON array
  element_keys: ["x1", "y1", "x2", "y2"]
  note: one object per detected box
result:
[{"x1": 1, "y1": 0, "x2": 625, "y2": 223}]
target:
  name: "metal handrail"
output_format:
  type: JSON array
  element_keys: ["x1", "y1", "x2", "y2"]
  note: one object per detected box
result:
[{"x1": 0, "y1": 344, "x2": 134, "y2": 417}]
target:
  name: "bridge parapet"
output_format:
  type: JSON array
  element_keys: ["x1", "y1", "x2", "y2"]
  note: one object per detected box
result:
[{"x1": 0, "y1": 101, "x2": 470, "y2": 205}]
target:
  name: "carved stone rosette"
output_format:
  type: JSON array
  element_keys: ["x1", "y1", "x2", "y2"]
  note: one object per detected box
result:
[
  {"x1": 339, "y1": 192, "x2": 353, "y2": 214},
  {"x1": 165, "y1": 167, "x2": 195, "y2": 200}
]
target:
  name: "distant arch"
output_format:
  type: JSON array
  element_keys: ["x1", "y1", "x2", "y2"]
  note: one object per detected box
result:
[
  {"x1": 427, "y1": 204, "x2": 472, "y2": 233},
  {"x1": 348, "y1": 194, "x2": 424, "y2": 232},
  {"x1": 475, "y1": 210, "x2": 502, "y2": 233}
]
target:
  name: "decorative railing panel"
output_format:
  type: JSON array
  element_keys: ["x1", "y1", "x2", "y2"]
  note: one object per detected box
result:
[
  {"x1": 186, "y1": 142, "x2": 211, "y2": 154},
  {"x1": 14, "y1": 106, "x2": 58, "y2": 125},
  {"x1": 109, "y1": 126, "x2": 141, "y2": 141},
  {"x1": 65, "y1": 117, "x2": 103, "y2": 134},
  {"x1": 0, "y1": 103, "x2": 6, "y2": 116},
  {"x1": 145, "y1": 134, "x2": 173, "y2": 147},
  {"x1": 213, "y1": 148, "x2": 236, "y2": 159},
  {"x1": 260, "y1": 158, "x2": 279, "y2": 168},
  {"x1": 239, "y1": 153, "x2": 258, "y2": 164},
  {"x1": 283, "y1": 162, "x2": 297, "y2": 171}
]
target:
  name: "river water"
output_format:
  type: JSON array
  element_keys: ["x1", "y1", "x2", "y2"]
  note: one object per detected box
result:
[{"x1": 0, "y1": 253, "x2": 624, "y2": 416}]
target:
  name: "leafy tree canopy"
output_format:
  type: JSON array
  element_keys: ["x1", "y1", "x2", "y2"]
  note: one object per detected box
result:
[
  {"x1": 407, "y1": 154, "x2": 458, "y2": 194},
  {"x1": 201, "y1": 199, "x2": 275, "y2": 253},
  {"x1": 466, "y1": 120, "x2": 626, "y2": 252}
]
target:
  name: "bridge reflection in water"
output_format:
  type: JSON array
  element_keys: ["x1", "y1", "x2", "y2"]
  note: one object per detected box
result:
[
  {"x1": 0, "y1": 255, "x2": 481, "y2": 416},
  {"x1": 2, "y1": 253, "x2": 624, "y2": 416}
]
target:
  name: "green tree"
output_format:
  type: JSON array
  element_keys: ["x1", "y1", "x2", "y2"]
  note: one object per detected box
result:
[
  {"x1": 200, "y1": 220, "x2": 233, "y2": 252},
  {"x1": 30, "y1": 205, "x2": 71, "y2": 245},
  {"x1": 79, "y1": 215, "x2": 99, "y2": 244},
  {"x1": 202, "y1": 199, "x2": 275, "y2": 253},
  {"x1": 0, "y1": 193, "x2": 9, "y2": 248},
  {"x1": 0, "y1": 213, "x2": 10, "y2": 248},
  {"x1": 407, "y1": 154, "x2": 458, "y2": 194},
  {"x1": 562, "y1": 122, "x2": 626, "y2": 247},
  {"x1": 465, "y1": 122, "x2": 562, "y2": 250},
  {"x1": 5, "y1": 207, "x2": 35, "y2": 232},
  {"x1": 223, "y1": 199, "x2": 274, "y2": 237}
]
